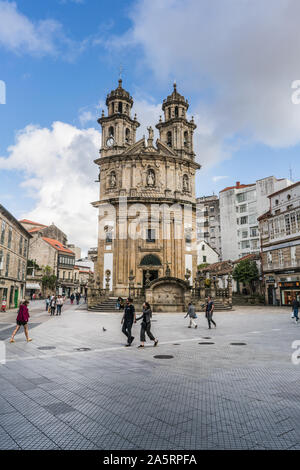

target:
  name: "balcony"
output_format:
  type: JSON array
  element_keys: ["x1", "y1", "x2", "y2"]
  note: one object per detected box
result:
[{"x1": 266, "y1": 260, "x2": 300, "y2": 271}]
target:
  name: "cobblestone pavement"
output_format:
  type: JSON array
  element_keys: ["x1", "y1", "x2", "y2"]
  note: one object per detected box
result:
[{"x1": 0, "y1": 302, "x2": 299, "y2": 450}]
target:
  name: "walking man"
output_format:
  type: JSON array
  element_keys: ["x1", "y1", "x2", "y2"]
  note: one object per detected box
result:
[
  {"x1": 184, "y1": 301, "x2": 198, "y2": 329},
  {"x1": 291, "y1": 296, "x2": 299, "y2": 324},
  {"x1": 121, "y1": 298, "x2": 136, "y2": 346},
  {"x1": 206, "y1": 296, "x2": 216, "y2": 329}
]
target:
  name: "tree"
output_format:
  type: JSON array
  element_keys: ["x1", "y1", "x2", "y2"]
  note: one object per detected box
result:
[
  {"x1": 197, "y1": 263, "x2": 210, "y2": 270},
  {"x1": 232, "y1": 259, "x2": 259, "y2": 294},
  {"x1": 41, "y1": 265, "x2": 57, "y2": 292}
]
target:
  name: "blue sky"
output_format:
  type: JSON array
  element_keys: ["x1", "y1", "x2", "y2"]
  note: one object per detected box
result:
[{"x1": 0, "y1": 0, "x2": 300, "y2": 251}]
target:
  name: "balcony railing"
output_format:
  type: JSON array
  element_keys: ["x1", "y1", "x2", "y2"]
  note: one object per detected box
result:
[{"x1": 266, "y1": 260, "x2": 300, "y2": 270}]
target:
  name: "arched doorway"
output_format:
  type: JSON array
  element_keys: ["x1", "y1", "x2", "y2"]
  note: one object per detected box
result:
[{"x1": 140, "y1": 254, "x2": 162, "y2": 287}]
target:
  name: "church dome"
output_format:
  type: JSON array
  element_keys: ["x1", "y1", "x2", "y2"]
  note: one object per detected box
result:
[
  {"x1": 106, "y1": 79, "x2": 134, "y2": 107},
  {"x1": 162, "y1": 83, "x2": 189, "y2": 111}
]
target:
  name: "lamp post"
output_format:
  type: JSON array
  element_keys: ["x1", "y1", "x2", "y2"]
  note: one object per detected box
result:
[{"x1": 128, "y1": 270, "x2": 135, "y2": 298}]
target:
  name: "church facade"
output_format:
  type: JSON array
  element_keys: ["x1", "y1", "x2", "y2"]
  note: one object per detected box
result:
[{"x1": 92, "y1": 80, "x2": 200, "y2": 301}]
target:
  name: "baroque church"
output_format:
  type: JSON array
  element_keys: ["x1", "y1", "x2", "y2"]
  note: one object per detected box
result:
[{"x1": 92, "y1": 79, "x2": 201, "y2": 309}]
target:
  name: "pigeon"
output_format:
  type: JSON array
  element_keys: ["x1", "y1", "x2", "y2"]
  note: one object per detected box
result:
[{"x1": 102, "y1": 327, "x2": 107, "y2": 332}]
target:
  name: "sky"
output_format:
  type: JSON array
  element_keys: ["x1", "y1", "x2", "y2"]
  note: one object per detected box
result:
[{"x1": 0, "y1": 0, "x2": 300, "y2": 253}]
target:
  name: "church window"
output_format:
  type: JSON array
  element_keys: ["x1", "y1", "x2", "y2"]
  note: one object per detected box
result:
[
  {"x1": 118, "y1": 102, "x2": 123, "y2": 113},
  {"x1": 140, "y1": 254, "x2": 161, "y2": 266},
  {"x1": 184, "y1": 131, "x2": 188, "y2": 147},
  {"x1": 175, "y1": 106, "x2": 178, "y2": 117},
  {"x1": 108, "y1": 126, "x2": 114, "y2": 137},
  {"x1": 125, "y1": 128, "x2": 130, "y2": 143},
  {"x1": 146, "y1": 229, "x2": 156, "y2": 243},
  {"x1": 167, "y1": 131, "x2": 172, "y2": 147}
]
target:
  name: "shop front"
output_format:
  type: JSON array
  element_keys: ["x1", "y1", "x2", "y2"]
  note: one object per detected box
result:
[{"x1": 278, "y1": 281, "x2": 300, "y2": 305}]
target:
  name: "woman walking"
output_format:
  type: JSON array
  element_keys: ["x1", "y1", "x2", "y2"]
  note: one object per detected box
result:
[
  {"x1": 136, "y1": 302, "x2": 158, "y2": 349},
  {"x1": 9, "y1": 300, "x2": 32, "y2": 343}
]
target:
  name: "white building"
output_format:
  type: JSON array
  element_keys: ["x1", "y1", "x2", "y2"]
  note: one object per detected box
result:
[
  {"x1": 220, "y1": 176, "x2": 292, "y2": 261},
  {"x1": 196, "y1": 195, "x2": 222, "y2": 258},
  {"x1": 197, "y1": 240, "x2": 219, "y2": 266}
]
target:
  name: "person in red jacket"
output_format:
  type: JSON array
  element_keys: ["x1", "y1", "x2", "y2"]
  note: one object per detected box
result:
[{"x1": 9, "y1": 300, "x2": 32, "y2": 343}]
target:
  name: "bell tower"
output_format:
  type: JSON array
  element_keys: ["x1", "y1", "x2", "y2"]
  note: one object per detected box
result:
[
  {"x1": 156, "y1": 82, "x2": 196, "y2": 160},
  {"x1": 98, "y1": 79, "x2": 140, "y2": 157}
]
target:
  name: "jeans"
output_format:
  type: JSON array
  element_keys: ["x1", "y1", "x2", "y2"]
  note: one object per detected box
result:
[
  {"x1": 122, "y1": 321, "x2": 133, "y2": 343},
  {"x1": 293, "y1": 307, "x2": 299, "y2": 321},
  {"x1": 206, "y1": 311, "x2": 216, "y2": 328},
  {"x1": 140, "y1": 322, "x2": 155, "y2": 342},
  {"x1": 57, "y1": 305, "x2": 62, "y2": 315}
]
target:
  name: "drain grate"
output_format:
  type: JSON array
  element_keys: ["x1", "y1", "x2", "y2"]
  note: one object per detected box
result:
[
  {"x1": 154, "y1": 355, "x2": 173, "y2": 359},
  {"x1": 37, "y1": 346, "x2": 56, "y2": 350},
  {"x1": 74, "y1": 347, "x2": 91, "y2": 352},
  {"x1": 230, "y1": 342, "x2": 247, "y2": 346},
  {"x1": 198, "y1": 342, "x2": 215, "y2": 345}
]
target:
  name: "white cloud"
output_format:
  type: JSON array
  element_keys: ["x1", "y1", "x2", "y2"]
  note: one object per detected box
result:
[
  {"x1": 0, "y1": 0, "x2": 86, "y2": 59},
  {"x1": 107, "y1": 0, "x2": 300, "y2": 165},
  {"x1": 212, "y1": 176, "x2": 228, "y2": 183},
  {"x1": 0, "y1": 122, "x2": 101, "y2": 253}
]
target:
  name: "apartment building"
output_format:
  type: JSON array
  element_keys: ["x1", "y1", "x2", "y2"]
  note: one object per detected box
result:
[
  {"x1": 196, "y1": 195, "x2": 221, "y2": 259},
  {"x1": 0, "y1": 205, "x2": 31, "y2": 309},
  {"x1": 259, "y1": 181, "x2": 300, "y2": 306},
  {"x1": 220, "y1": 176, "x2": 291, "y2": 261}
]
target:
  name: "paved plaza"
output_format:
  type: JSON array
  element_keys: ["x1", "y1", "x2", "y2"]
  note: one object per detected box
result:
[{"x1": 0, "y1": 301, "x2": 299, "y2": 450}]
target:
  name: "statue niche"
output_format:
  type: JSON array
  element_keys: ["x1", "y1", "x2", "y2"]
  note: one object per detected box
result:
[
  {"x1": 183, "y1": 174, "x2": 189, "y2": 192},
  {"x1": 109, "y1": 171, "x2": 117, "y2": 189},
  {"x1": 146, "y1": 168, "x2": 155, "y2": 187}
]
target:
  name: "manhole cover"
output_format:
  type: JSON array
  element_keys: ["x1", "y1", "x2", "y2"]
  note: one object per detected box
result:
[
  {"x1": 230, "y1": 342, "x2": 247, "y2": 346},
  {"x1": 198, "y1": 342, "x2": 215, "y2": 345},
  {"x1": 37, "y1": 346, "x2": 56, "y2": 350},
  {"x1": 74, "y1": 347, "x2": 91, "y2": 351},
  {"x1": 154, "y1": 355, "x2": 174, "y2": 359}
]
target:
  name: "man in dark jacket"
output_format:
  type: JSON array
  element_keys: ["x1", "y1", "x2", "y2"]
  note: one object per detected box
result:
[
  {"x1": 206, "y1": 296, "x2": 216, "y2": 329},
  {"x1": 121, "y1": 298, "x2": 136, "y2": 346}
]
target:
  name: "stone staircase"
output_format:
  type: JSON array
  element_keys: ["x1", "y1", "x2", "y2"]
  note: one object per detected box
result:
[
  {"x1": 88, "y1": 297, "x2": 231, "y2": 312},
  {"x1": 88, "y1": 297, "x2": 120, "y2": 312},
  {"x1": 197, "y1": 299, "x2": 232, "y2": 311}
]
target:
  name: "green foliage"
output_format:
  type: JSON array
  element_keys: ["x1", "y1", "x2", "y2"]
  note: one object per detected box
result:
[
  {"x1": 27, "y1": 259, "x2": 40, "y2": 275},
  {"x1": 197, "y1": 263, "x2": 209, "y2": 270},
  {"x1": 232, "y1": 260, "x2": 259, "y2": 293},
  {"x1": 41, "y1": 266, "x2": 57, "y2": 290},
  {"x1": 204, "y1": 278, "x2": 211, "y2": 287}
]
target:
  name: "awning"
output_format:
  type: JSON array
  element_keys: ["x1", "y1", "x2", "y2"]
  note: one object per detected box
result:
[{"x1": 26, "y1": 283, "x2": 41, "y2": 289}]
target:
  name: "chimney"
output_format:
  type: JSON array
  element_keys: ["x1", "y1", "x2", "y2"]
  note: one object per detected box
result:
[{"x1": 236, "y1": 181, "x2": 240, "y2": 188}]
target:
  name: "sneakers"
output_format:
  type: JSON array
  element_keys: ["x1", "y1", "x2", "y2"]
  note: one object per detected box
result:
[
  {"x1": 137, "y1": 345, "x2": 144, "y2": 348},
  {"x1": 154, "y1": 339, "x2": 158, "y2": 347},
  {"x1": 125, "y1": 343, "x2": 131, "y2": 347},
  {"x1": 195, "y1": 325, "x2": 198, "y2": 329}
]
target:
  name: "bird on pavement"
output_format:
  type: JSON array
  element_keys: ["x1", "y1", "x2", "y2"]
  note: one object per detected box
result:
[{"x1": 102, "y1": 327, "x2": 107, "y2": 332}]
